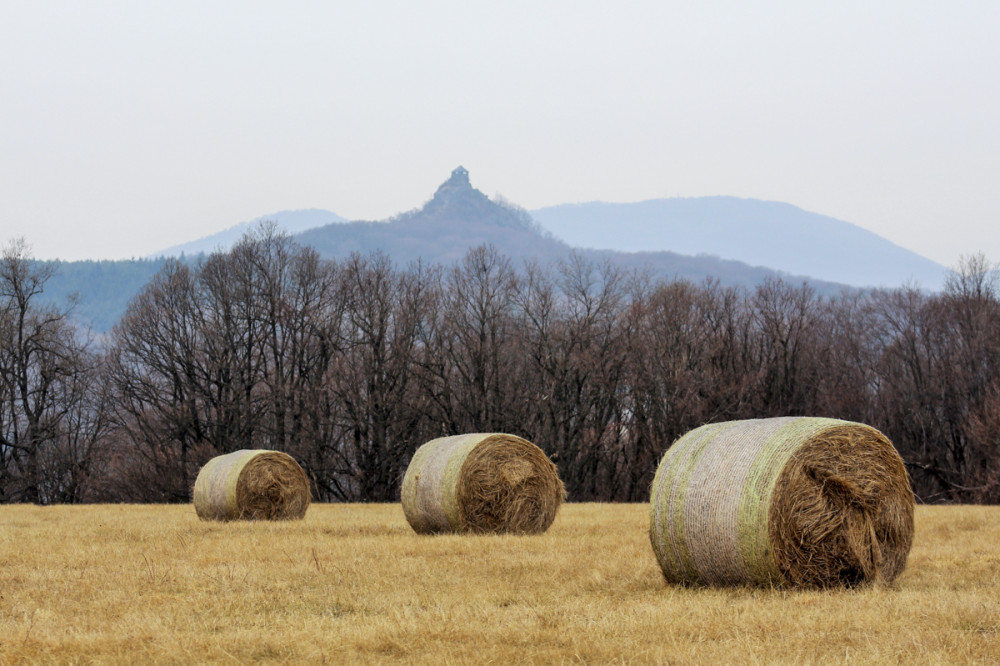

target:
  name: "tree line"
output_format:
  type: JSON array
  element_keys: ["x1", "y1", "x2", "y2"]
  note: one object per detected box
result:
[{"x1": 2, "y1": 227, "x2": 998, "y2": 504}]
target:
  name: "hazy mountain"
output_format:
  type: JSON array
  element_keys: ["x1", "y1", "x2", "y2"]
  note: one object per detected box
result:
[
  {"x1": 531, "y1": 198, "x2": 948, "y2": 290},
  {"x1": 152, "y1": 208, "x2": 347, "y2": 258},
  {"x1": 295, "y1": 167, "x2": 846, "y2": 292},
  {"x1": 296, "y1": 167, "x2": 567, "y2": 265},
  {"x1": 43, "y1": 168, "x2": 924, "y2": 334}
]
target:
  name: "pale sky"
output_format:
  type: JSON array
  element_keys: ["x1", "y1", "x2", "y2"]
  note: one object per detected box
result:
[{"x1": 2, "y1": 1, "x2": 998, "y2": 267}]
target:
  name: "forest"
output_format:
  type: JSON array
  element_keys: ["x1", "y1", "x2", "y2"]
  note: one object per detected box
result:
[{"x1": 1, "y1": 227, "x2": 998, "y2": 505}]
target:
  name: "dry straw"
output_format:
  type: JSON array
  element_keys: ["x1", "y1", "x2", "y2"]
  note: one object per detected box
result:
[
  {"x1": 193, "y1": 449, "x2": 311, "y2": 521},
  {"x1": 649, "y1": 417, "x2": 914, "y2": 588},
  {"x1": 401, "y1": 433, "x2": 565, "y2": 534}
]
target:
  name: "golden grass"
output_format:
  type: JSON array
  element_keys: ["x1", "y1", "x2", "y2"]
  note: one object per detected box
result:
[{"x1": 1, "y1": 504, "x2": 998, "y2": 664}]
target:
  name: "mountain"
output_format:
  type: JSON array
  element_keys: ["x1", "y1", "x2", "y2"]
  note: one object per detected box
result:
[
  {"x1": 40, "y1": 210, "x2": 344, "y2": 333},
  {"x1": 530, "y1": 198, "x2": 947, "y2": 290},
  {"x1": 40, "y1": 168, "x2": 902, "y2": 334},
  {"x1": 296, "y1": 167, "x2": 565, "y2": 265},
  {"x1": 296, "y1": 167, "x2": 842, "y2": 291},
  {"x1": 153, "y1": 208, "x2": 346, "y2": 258}
]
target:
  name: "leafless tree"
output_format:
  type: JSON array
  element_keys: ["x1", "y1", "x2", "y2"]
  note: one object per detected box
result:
[
  {"x1": 89, "y1": 239, "x2": 1000, "y2": 505},
  {"x1": 324, "y1": 252, "x2": 435, "y2": 500},
  {"x1": 0, "y1": 240, "x2": 109, "y2": 503}
]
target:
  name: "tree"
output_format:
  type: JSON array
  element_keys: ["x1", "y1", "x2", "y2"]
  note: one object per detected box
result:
[
  {"x1": 751, "y1": 278, "x2": 821, "y2": 415},
  {"x1": 106, "y1": 258, "x2": 208, "y2": 500},
  {"x1": 416, "y1": 245, "x2": 523, "y2": 433},
  {"x1": 518, "y1": 253, "x2": 634, "y2": 499},
  {"x1": 325, "y1": 253, "x2": 433, "y2": 501},
  {"x1": 0, "y1": 239, "x2": 108, "y2": 503}
]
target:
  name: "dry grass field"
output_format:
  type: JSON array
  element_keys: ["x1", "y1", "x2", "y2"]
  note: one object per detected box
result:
[{"x1": 1, "y1": 503, "x2": 998, "y2": 665}]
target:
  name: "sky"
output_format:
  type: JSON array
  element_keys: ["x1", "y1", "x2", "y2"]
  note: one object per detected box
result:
[{"x1": 1, "y1": 1, "x2": 998, "y2": 267}]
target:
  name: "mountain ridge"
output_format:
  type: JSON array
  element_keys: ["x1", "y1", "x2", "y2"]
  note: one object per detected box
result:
[
  {"x1": 293, "y1": 167, "x2": 847, "y2": 293},
  {"x1": 146, "y1": 167, "x2": 947, "y2": 292},
  {"x1": 530, "y1": 197, "x2": 947, "y2": 290},
  {"x1": 152, "y1": 208, "x2": 347, "y2": 258},
  {"x1": 39, "y1": 167, "x2": 948, "y2": 333}
]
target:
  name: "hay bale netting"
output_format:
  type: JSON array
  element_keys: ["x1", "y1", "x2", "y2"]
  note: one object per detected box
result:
[
  {"x1": 649, "y1": 417, "x2": 915, "y2": 588},
  {"x1": 401, "y1": 433, "x2": 564, "y2": 534},
  {"x1": 193, "y1": 449, "x2": 311, "y2": 521}
]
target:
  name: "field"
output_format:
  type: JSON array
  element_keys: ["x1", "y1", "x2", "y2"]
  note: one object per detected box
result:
[{"x1": 1, "y1": 504, "x2": 998, "y2": 664}]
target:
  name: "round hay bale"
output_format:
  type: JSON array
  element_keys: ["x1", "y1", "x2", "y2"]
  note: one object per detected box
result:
[
  {"x1": 649, "y1": 417, "x2": 914, "y2": 588},
  {"x1": 401, "y1": 433, "x2": 564, "y2": 534},
  {"x1": 193, "y1": 449, "x2": 310, "y2": 521}
]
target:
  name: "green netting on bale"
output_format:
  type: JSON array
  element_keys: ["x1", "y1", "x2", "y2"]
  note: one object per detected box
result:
[
  {"x1": 649, "y1": 417, "x2": 914, "y2": 588},
  {"x1": 193, "y1": 449, "x2": 310, "y2": 521},
  {"x1": 401, "y1": 433, "x2": 564, "y2": 535}
]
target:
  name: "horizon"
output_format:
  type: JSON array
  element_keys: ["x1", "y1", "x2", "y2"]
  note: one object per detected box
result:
[
  {"x1": 9, "y1": 170, "x2": 967, "y2": 276},
  {"x1": 152, "y1": 181, "x2": 952, "y2": 270}
]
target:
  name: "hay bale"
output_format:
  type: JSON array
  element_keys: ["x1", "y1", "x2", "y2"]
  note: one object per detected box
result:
[
  {"x1": 401, "y1": 433, "x2": 564, "y2": 534},
  {"x1": 649, "y1": 417, "x2": 914, "y2": 588},
  {"x1": 193, "y1": 449, "x2": 310, "y2": 521}
]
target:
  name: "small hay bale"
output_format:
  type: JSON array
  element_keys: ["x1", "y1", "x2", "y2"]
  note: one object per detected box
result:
[
  {"x1": 401, "y1": 433, "x2": 564, "y2": 534},
  {"x1": 649, "y1": 417, "x2": 914, "y2": 588},
  {"x1": 193, "y1": 449, "x2": 310, "y2": 521}
]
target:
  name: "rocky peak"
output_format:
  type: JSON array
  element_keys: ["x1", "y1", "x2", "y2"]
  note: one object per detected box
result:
[
  {"x1": 404, "y1": 166, "x2": 537, "y2": 233},
  {"x1": 448, "y1": 165, "x2": 470, "y2": 187},
  {"x1": 431, "y1": 165, "x2": 473, "y2": 201},
  {"x1": 423, "y1": 165, "x2": 491, "y2": 216}
]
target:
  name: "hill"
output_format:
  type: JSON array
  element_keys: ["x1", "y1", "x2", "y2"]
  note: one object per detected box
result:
[
  {"x1": 531, "y1": 198, "x2": 947, "y2": 290},
  {"x1": 39, "y1": 258, "x2": 168, "y2": 334},
  {"x1": 296, "y1": 167, "x2": 567, "y2": 265},
  {"x1": 37, "y1": 168, "x2": 873, "y2": 333},
  {"x1": 296, "y1": 167, "x2": 838, "y2": 291},
  {"x1": 153, "y1": 208, "x2": 346, "y2": 258}
]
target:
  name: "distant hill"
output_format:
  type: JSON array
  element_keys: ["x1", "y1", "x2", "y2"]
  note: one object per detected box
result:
[
  {"x1": 40, "y1": 168, "x2": 907, "y2": 334},
  {"x1": 39, "y1": 258, "x2": 168, "y2": 334},
  {"x1": 153, "y1": 209, "x2": 347, "y2": 258},
  {"x1": 296, "y1": 167, "x2": 839, "y2": 291},
  {"x1": 296, "y1": 167, "x2": 566, "y2": 265},
  {"x1": 530, "y1": 198, "x2": 947, "y2": 290}
]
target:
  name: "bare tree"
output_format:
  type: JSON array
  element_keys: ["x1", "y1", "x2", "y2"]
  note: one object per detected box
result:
[
  {"x1": 751, "y1": 278, "x2": 822, "y2": 415},
  {"x1": 0, "y1": 239, "x2": 108, "y2": 503},
  {"x1": 107, "y1": 258, "x2": 208, "y2": 500},
  {"x1": 324, "y1": 252, "x2": 435, "y2": 500},
  {"x1": 93, "y1": 237, "x2": 1000, "y2": 506},
  {"x1": 416, "y1": 245, "x2": 523, "y2": 433},
  {"x1": 516, "y1": 253, "x2": 634, "y2": 499}
]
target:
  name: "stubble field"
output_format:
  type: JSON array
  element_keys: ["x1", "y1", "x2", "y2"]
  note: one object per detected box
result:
[{"x1": 1, "y1": 503, "x2": 998, "y2": 664}]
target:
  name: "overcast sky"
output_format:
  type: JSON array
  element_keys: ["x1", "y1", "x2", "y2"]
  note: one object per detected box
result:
[{"x1": 2, "y1": 1, "x2": 998, "y2": 267}]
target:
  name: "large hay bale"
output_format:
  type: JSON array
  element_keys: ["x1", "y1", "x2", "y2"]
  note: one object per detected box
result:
[
  {"x1": 193, "y1": 449, "x2": 311, "y2": 521},
  {"x1": 401, "y1": 433, "x2": 564, "y2": 534},
  {"x1": 649, "y1": 417, "x2": 914, "y2": 588}
]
